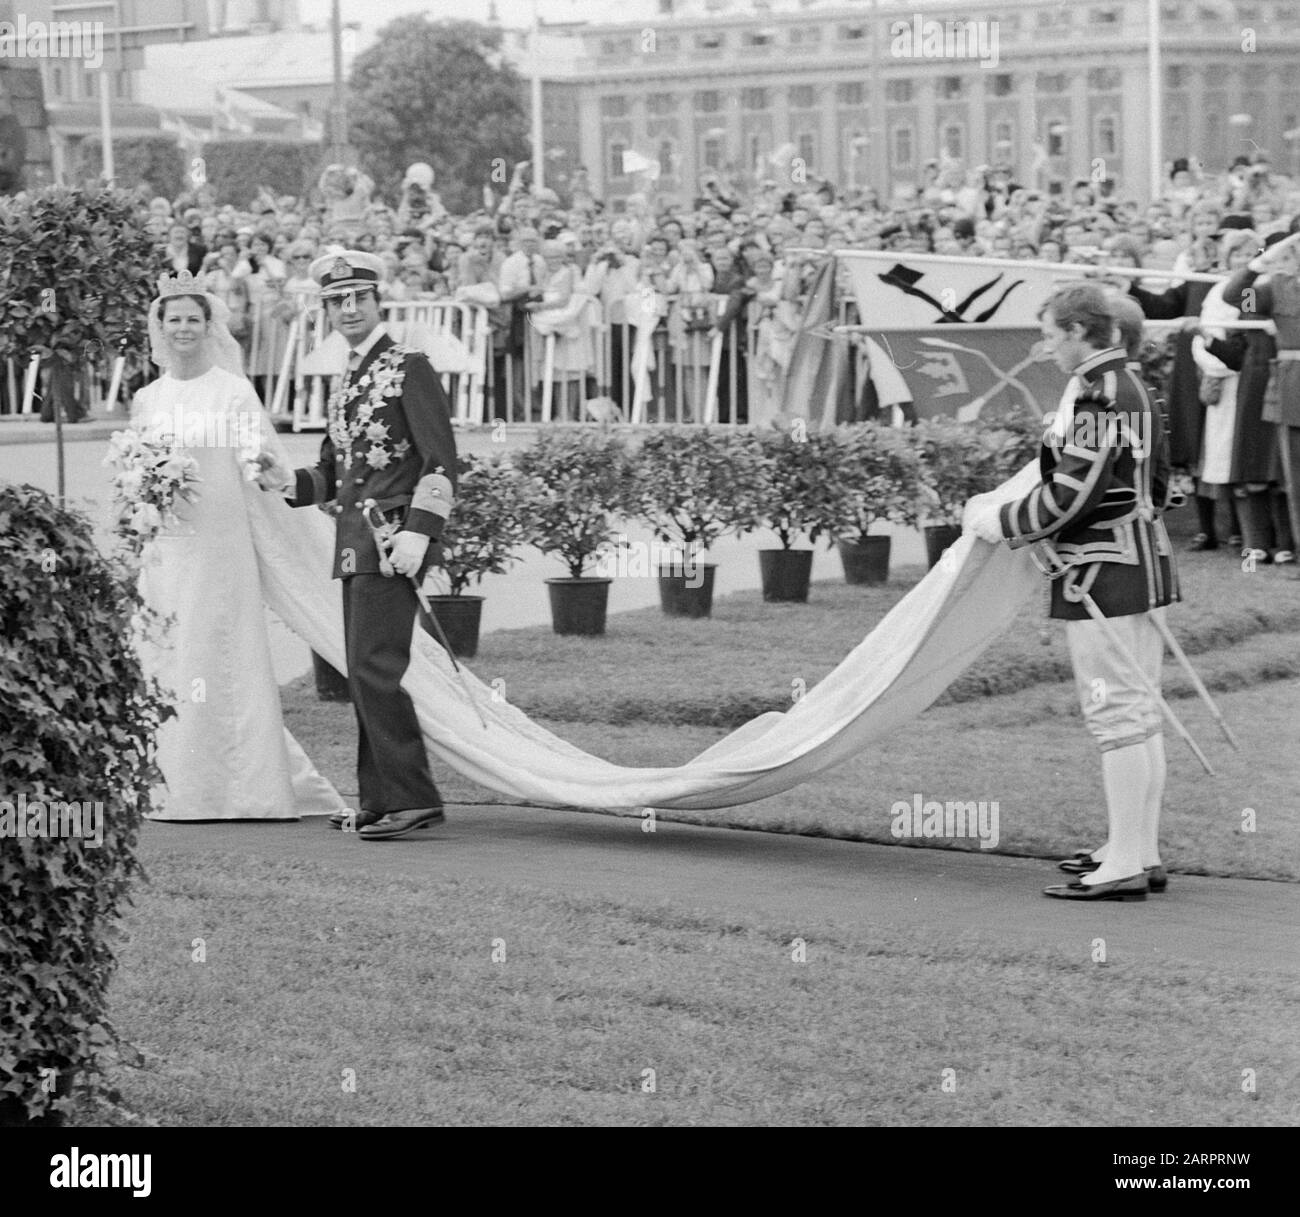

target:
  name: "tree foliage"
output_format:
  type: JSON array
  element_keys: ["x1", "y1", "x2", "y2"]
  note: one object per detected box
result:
[
  {"x1": 348, "y1": 16, "x2": 529, "y2": 214},
  {"x1": 198, "y1": 141, "x2": 328, "y2": 208},
  {"x1": 77, "y1": 137, "x2": 186, "y2": 201},
  {"x1": 0, "y1": 184, "x2": 165, "y2": 367}
]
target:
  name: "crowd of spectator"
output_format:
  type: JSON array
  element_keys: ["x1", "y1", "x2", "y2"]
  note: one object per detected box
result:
[{"x1": 124, "y1": 149, "x2": 1300, "y2": 566}]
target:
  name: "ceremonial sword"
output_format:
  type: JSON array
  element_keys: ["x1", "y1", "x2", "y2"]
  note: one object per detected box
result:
[
  {"x1": 362, "y1": 498, "x2": 489, "y2": 730},
  {"x1": 1028, "y1": 540, "x2": 1233, "y2": 775}
]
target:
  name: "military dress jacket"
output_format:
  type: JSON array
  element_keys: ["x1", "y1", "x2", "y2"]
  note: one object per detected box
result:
[
  {"x1": 997, "y1": 347, "x2": 1180, "y2": 620},
  {"x1": 290, "y1": 330, "x2": 458, "y2": 579}
]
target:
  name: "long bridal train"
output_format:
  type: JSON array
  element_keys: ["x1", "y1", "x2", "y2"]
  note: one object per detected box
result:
[{"x1": 246, "y1": 463, "x2": 1043, "y2": 813}]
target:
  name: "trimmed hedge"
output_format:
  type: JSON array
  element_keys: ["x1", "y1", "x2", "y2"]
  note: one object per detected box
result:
[{"x1": 0, "y1": 486, "x2": 172, "y2": 1125}]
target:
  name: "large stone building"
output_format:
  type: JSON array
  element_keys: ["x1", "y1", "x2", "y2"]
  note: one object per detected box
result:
[
  {"x1": 16, "y1": 0, "x2": 314, "y2": 181},
  {"x1": 533, "y1": 0, "x2": 1300, "y2": 206}
]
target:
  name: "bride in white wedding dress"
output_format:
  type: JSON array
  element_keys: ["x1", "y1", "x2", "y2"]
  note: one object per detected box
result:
[{"x1": 126, "y1": 273, "x2": 347, "y2": 821}]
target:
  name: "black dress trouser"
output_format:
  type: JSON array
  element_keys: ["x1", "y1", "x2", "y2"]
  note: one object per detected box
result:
[{"x1": 341, "y1": 573, "x2": 442, "y2": 813}]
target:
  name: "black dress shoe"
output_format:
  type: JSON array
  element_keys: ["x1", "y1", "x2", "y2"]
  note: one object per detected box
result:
[
  {"x1": 1187, "y1": 533, "x2": 1219, "y2": 551},
  {"x1": 1146, "y1": 864, "x2": 1168, "y2": 892},
  {"x1": 1044, "y1": 873, "x2": 1149, "y2": 901},
  {"x1": 327, "y1": 808, "x2": 385, "y2": 831},
  {"x1": 359, "y1": 806, "x2": 446, "y2": 841}
]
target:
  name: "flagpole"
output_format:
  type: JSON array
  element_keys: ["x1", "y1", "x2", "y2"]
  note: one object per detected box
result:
[
  {"x1": 1148, "y1": 0, "x2": 1162, "y2": 203},
  {"x1": 530, "y1": 0, "x2": 545, "y2": 191},
  {"x1": 330, "y1": 0, "x2": 346, "y2": 164}
]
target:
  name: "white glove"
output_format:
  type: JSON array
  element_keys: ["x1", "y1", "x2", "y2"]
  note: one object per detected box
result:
[
  {"x1": 962, "y1": 497, "x2": 1004, "y2": 544},
  {"x1": 250, "y1": 450, "x2": 292, "y2": 494},
  {"x1": 388, "y1": 530, "x2": 430, "y2": 577}
]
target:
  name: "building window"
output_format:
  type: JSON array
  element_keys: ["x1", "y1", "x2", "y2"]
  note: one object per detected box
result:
[
  {"x1": 695, "y1": 90, "x2": 722, "y2": 113},
  {"x1": 1036, "y1": 8, "x2": 1073, "y2": 25},
  {"x1": 49, "y1": 65, "x2": 64, "y2": 96},
  {"x1": 989, "y1": 73, "x2": 1014, "y2": 97},
  {"x1": 892, "y1": 125, "x2": 913, "y2": 166},
  {"x1": 741, "y1": 87, "x2": 769, "y2": 111},
  {"x1": 1090, "y1": 6, "x2": 1122, "y2": 22},
  {"x1": 647, "y1": 92, "x2": 676, "y2": 116},
  {"x1": 943, "y1": 124, "x2": 964, "y2": 159},
  {"x1": 658, "y1": 140, "x2": 676, "y2": 178},
  {"x1": 743, "y1": 30, "x2": 774, "y2": 48},
  {"x1": 1088, "y1": 68, "x2": 1122, "y2": 91},
  {"x1": 992, "y1": 120, "x2": 1014, "y2": 161},
  {"x1": 798, "y1": 131, "x2": 816, "y2": 167},
  {"x1": 885, "y1": 79, "x2": 913, "y2": 103},
  {"x1": 839, "y1": 24, "x2": 867, "y2": 40},
  {"x1": 939, "y1": 76, "x2": 963, "y2": 100},
  {"x1": 610, "y1": 142, "x2": 627, "y2": 178},
  {"x1": 1160, "y1": 3, "x2": 1185, "y2": 20},
  {"x1": 789, "y1": 85, "x2": 816, "y2": 109},
  {"x1": 1097, "y1": 114, "x2": 1118, "y2": 156},
  {"x1": 836, "y1": 81, "x2": 865, "y2": 106},
  {"x1": 115, "y1": 69, "x2": 131, "y2": 100},
  {"x1": 600, "y1": 96, "x2": 628, "y2": 119},
  {"x1": 1037, "y1": 73, "x2": 1068, "y2": 94},
  {"x1": 789, "y1": 26, "x2": 822, "y2": 45},
  {"x1": 695, "y1": 32, "x2": 724, "y2": 51},
  {"x1": 702, "y1": 136, "x2": 723, "y2": 169},
  {"x1": 1047, "y1": 120, "x2": 1068, "y2": 157},
  {"x1": 1165, "y1": 65, "x2": 1187, "y2": 88}
]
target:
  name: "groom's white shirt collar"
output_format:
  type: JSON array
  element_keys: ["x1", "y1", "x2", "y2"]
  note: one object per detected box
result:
[{"x1": 347, "y1": 322, "x2": 386, "y2": 368}]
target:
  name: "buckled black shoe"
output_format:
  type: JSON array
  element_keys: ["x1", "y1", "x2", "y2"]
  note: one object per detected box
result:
[
  {"x1": 328, "y1": 809, "x2": 385, "y2": 831},
  {"x1": 359, "y1": 806, "x2": 446, "y2": 841},
  {"x1": 1043, "y1": 873, "x2": 1149, "y2": 901},
  {"x1": 1145, "y1": 864, "x2": 1168, "y2": 892},
  {"x1": 1058, "y1": 856, "x2": 1102, "y2": 875}
]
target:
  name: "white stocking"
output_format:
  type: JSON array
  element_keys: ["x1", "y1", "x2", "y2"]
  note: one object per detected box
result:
[
  {"x1": 1082, "y1": 742, "x2": 1150, "y2": 885},
  {"x1": 1142, "y1": 732, "x2": 1166, "y2": 868}
]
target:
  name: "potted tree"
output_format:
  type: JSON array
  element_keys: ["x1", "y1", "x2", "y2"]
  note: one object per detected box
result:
[
  {"x1": 629, "y1": 427, "x2": 761, "y2": 617},
  {"x1": 823, "y1": 422, "x2": 924, "y2": 584},
  {"x1": 515, "y1": 428, "x2": 633, "y2": 635},
  {"x1": 739, "y1": 427, "x2": 844, "y2": 602},
  {"x1": 426, "y1": 452, "x2": 533, "y2": 657},
  {"x1": 914, "y1": 417, "x2": 1029, "y2": 568}
]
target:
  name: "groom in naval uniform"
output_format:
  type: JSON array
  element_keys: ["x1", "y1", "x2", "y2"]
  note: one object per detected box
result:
[{"x1": 257, "y1": 250, "x2": 458, "y2": 840}]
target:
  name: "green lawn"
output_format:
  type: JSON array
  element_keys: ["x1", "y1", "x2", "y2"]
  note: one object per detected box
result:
[
  {"x1": 88, "y1": 850, "x2": 1299, "y2": 1127},
  {"x1": 74, "y1": 530, "x2": 1299, "y2": 1127}
]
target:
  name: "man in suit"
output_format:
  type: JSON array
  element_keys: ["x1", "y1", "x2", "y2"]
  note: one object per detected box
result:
[
  {"x1": 256, "y1": 251, "x2": 458, "y2": 840},
  {"x1": 964, "y1": 282, "x2": 1180, "y2": 901}
]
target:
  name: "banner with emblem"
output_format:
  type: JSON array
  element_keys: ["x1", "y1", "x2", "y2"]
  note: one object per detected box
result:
[
  {"x1": 837, "y1": 250, "x2": 1070, "y2": 327},
  {"x1": 853, "y1": 325, "x2": 1069, "y2": 423}
]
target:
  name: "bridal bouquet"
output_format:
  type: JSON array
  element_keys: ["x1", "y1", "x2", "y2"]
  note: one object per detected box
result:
[{"x1": 103, "y1": 427, "x2": 202, "y2": 559}]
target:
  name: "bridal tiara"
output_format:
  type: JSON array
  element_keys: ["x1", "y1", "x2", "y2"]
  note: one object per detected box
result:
[{"x1": 157, "y1": 269, "x2": 212, "y2": 298}]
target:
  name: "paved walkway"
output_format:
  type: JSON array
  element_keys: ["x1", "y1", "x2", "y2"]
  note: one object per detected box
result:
[{"x1": 141, "y1": 805, "x2": 1300, "y2": 976}]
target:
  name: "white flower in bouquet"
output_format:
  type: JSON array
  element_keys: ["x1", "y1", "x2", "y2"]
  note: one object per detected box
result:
[{"x1": 128, "y1": 501, "x2": 163, "y2": 536}]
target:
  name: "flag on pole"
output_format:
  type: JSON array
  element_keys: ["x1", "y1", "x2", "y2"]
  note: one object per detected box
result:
[
  {"x1": 621, "y1": 148, "x2": 660, "y2": 180},
  {"x1": 838, "y1": 250, "x2": 1067, "y2": 328},
  {"x1": 215, "y1": 86, "x2": 256, "y2": 135}
]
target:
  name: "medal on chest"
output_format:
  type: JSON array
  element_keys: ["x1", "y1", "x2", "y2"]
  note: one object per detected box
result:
[{"x1": 328, "y1": 348, "x2": 410, "y2": 472}]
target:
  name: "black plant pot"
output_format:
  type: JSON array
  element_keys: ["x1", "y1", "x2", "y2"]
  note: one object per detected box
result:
[
  {"x1": 658, "y1": 563, "x2": 717, "y2": 618},
  {"x1": 311, "y1": 651, "x2": 351, "y2": 702},
  {"x1": 546, "y1": 577, "x2": 612, "y2": 635},
  {"x1": 837, "y1": 536, "x2": 891, "y2": 585},
  {"x1": 426, "y1": 595, "x2": 484, "y2": 659},
  {"x1": 759, "y1": 549, "x2": 814, "y2": 602},
  {"x1": 923, "y1": 524, "x2": 963, "y2": 569}
]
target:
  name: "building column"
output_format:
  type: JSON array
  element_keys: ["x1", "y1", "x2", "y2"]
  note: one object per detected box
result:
[
  {"x1": 1018, "y1": 76, "x2": 1038, "y2": 188},
  {"x1": 917, "y1": 76, "x2": 937, "y2": 165},
  {"x1": 1069, "y1": 69, "x2": 1089, "y2": 183}
]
